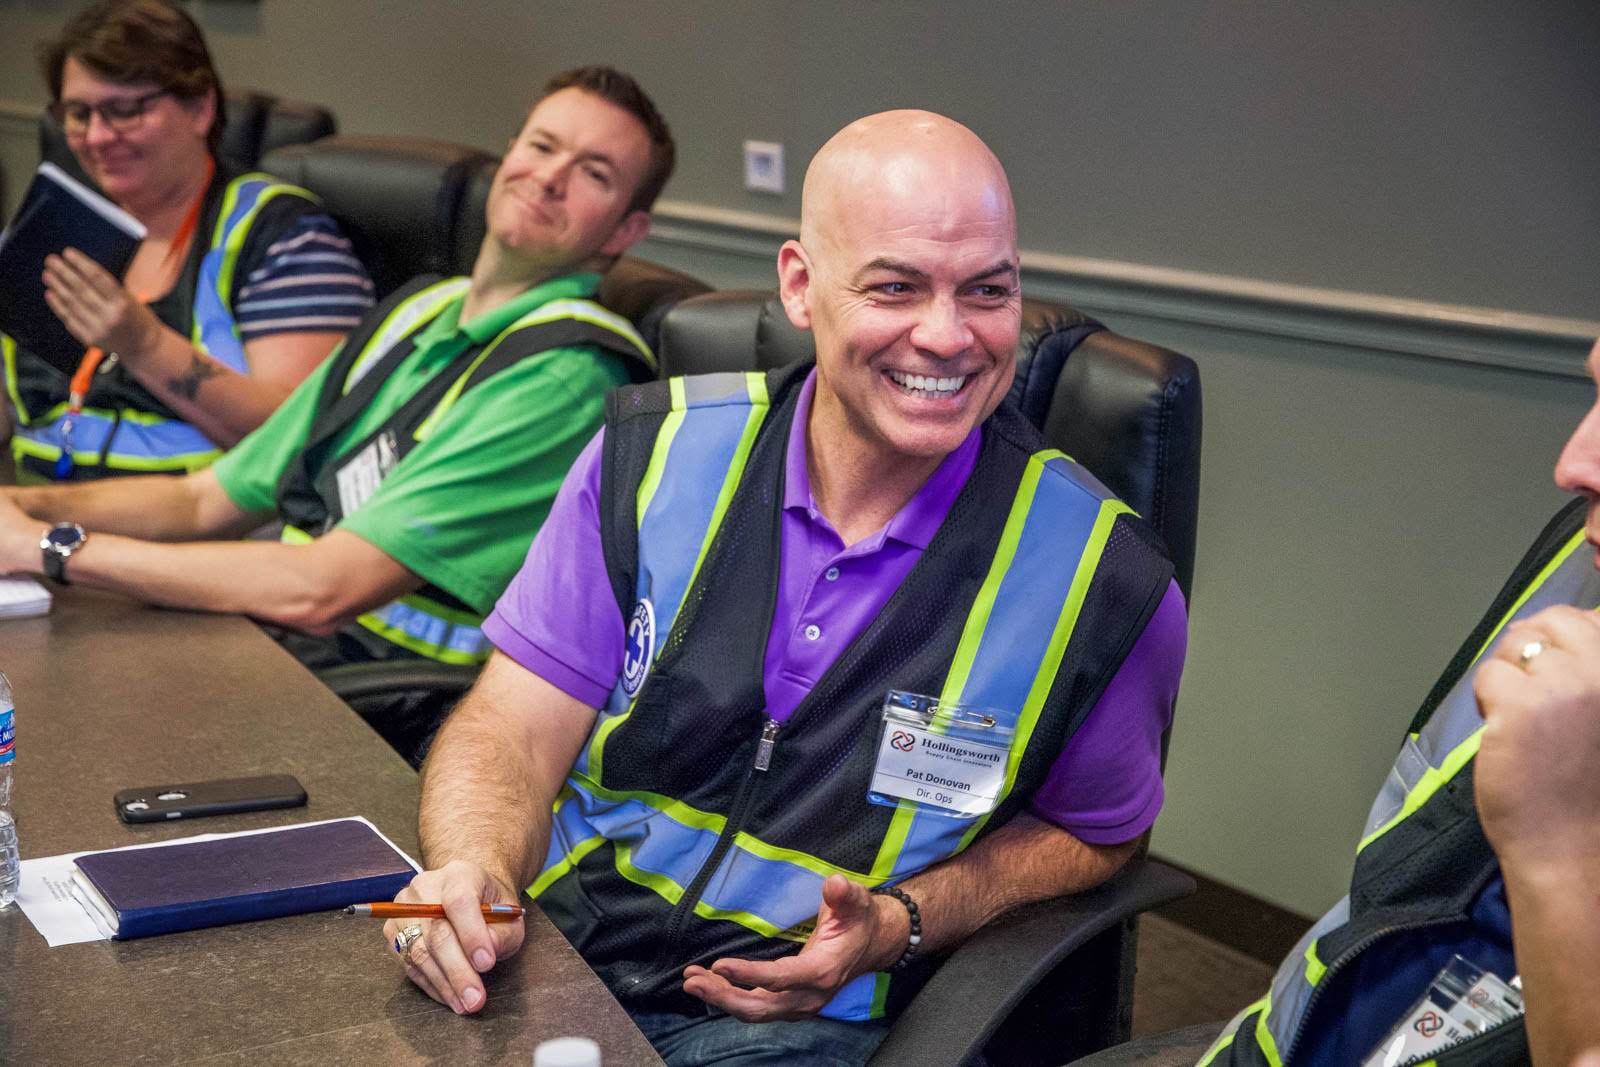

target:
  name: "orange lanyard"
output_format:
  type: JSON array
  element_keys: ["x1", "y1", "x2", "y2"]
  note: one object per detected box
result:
[{"x1": 67, "y1": 157, "x2": 215, "y2": 412}]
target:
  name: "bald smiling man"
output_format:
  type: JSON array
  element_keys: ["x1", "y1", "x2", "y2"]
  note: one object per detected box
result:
[{"x1": 383, "y1": 111, "x2": 1188, "y2": 1066}]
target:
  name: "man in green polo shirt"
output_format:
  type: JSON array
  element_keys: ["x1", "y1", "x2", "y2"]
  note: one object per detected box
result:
[{"x1": 0, "y1": 66, "x2": 675, "y2": 685}]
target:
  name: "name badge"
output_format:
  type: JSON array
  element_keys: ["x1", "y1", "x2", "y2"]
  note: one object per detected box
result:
[
  {"x1": 335, "y1": 430, "x2": 400, "y2": 516},
  {"x1": 868, "y1": 691, "x2": 1014, "y2": 817},
  {"x1": 1363, "y1": 955, "x2": 1523, "y2": 1067}
]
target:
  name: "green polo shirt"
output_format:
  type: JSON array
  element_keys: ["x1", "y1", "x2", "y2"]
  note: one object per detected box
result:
[{"x1": 213, "y1": 272, "x2": 633, "y2": 614}]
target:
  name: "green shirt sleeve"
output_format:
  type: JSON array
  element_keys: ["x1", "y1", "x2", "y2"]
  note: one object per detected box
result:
[
  {"x1": 211, "y1": 354, "x2": 338, "y2": 514},
  {"x1": 337, "y1": 345, "x2": 631, "y2": 614}
]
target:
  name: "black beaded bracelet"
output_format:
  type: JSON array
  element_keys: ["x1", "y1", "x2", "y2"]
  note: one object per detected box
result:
[{"x1": 870, "y1": 884, "x2": 922, "y2": 970}]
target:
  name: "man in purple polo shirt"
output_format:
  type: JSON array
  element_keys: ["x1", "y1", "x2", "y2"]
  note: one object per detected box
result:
[{"x1": 383, "y1": 110, "x2": 1186, "y2": 1067}]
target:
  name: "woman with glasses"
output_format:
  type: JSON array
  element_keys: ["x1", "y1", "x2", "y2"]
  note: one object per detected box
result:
[{"x1": 3, "y1": 0, "x2": 373, "y2": 482}]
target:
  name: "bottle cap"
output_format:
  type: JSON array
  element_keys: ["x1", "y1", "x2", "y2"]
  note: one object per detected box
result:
[{"x1": 533, "y1": 1036, "x2": 600, "y2": 1067}]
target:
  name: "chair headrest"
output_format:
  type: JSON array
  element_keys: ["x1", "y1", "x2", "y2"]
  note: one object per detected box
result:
[
  {"x1": 658, "y1": 291, "x2": 1202, "y2": 599},
  {"x1": 261, "y1": 136, "x2": 496, "y2": 298}
]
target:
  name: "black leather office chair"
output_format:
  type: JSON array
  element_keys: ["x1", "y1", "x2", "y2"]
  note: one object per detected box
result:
[
  {"x1": 39, "y1": 89, "x2": 335, "y2": 187},
  {"x1": 656, "y1": 290, "x2": 1203, "y2": 1067}
]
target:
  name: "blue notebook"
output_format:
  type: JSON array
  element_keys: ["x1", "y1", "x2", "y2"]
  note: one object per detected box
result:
[
  {"x1": 0, "y1": 162, "x2": 146, "y2": 374},
  {"x1": 71, "y1": 818, "x2": 417, "y2": 940}
]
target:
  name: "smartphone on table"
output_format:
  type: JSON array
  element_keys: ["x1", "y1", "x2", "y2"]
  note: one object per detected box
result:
[{"x1": 114, "y1": 773, "x2": 308, "y2": 823}]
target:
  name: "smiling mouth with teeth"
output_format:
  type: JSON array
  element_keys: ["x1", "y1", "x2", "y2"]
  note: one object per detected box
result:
[{"x1": 886, "y1": 369, "x2": 970, "y2": 398}]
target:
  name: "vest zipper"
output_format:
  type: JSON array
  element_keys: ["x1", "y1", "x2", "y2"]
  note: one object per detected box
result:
[
  {"x1": 753, "y1": 719, "x2": 781, "y2": 771},
  {"x1": 648, "y1": 716, "x2": 782, "y2": 982},
  {"x1": 1283, "y1": 916, "x2": 1457, "y2": 1063}
]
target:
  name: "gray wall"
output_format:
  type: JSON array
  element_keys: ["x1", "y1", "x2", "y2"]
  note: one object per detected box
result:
[{"x1": 1, "y1": 0, "x2": 1595, "y2": 917}]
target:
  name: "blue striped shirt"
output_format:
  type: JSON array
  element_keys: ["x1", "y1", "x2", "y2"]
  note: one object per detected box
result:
[{"x1": 234, "y1": 213, "x2": 374, "y2": 341}]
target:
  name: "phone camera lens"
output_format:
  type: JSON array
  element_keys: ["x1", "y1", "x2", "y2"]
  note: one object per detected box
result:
[{"x1": 124, "y1": 801, "x2": 149, "y2": 812}]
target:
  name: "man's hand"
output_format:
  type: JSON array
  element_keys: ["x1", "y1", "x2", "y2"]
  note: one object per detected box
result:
[
  {"x1": 42, "y1": 248, "x2": 165, "y2": 361},
  {"x1": 383, "y1": 859, "x2": 527, "y2": 1015},
  {"x1": 681, "y1": 874, "x2": 904, "y2": 1022},
  {"x1": 0, "y1": 491, "x2": 42, "y2": 575},
  {"x1": 1473, "y1": 605, "x2": 1600, "y2": 874}
]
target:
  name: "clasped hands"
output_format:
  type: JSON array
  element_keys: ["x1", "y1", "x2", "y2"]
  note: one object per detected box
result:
[
  {"x1": 386, "y1": 864, "x2": 904, "y2": 1021},
  {"x1": 1474, "y1": 603, "x2": 1600, "y2": 875},
  {"x1": 42, "y1": 248, "x2": 166, "y2": 363}
]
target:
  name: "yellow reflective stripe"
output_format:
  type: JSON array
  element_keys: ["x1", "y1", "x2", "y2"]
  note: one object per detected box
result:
[
  {"x1": 634, "y1": 379, "x2": 687, "y2": 529},
  {"x1": 568, "y1": 772, "x2": 728, "y2": 836},
  {"x1": 523, "y1": 298, "x2": 653, "y2": 368},
  {"x1": 528, "y1": 834, "x2": 609, "y2": 900},
  {"x1": 613, "y1": 843, "x2": 686, "y2": 904},
  {"x1": 590, "y1": 372, "x2": 767, "y2": 782},
  {"x1": 869, "y1": 973, "x2": 892, "y2": 1020},
  {"x1": 2, "y1": 334, "x2": 26, "y2": 424},
  {"x1": 28, "y1": 398, "x2": 206, "y2": 428},
  {"x1": 1197, "y1": 996, "x2": 1271, "y2": 1067},
  {"x1": 1254, "y1": 996, "x2": 1286, "y2": 1067},
  {"x1": 959, "y1": 495, "x2": 1132, "y2": 850},
  {"x1": 691, "y1": 899, "x2": 793, "y2": 940},
  {"x1": 867, "y1": 454, "x2": 1050, "y2": 879},
  {"x1": 681, "y1": 374, "x2": 769, "y2": 601},
  {"x1": 1466, "y1": 530, "x2": 1587, "y2": 664},
  {"x1": 354, "y1": 610, "x2": 488, "y2": 666},
  {"x1": 200, "y1": 178, "x2": 315, "y2": 355},
  {"x1": 8, "y1": 432, "x2": 217, "y2": 471},
  {"x1": 342, "y1": 279, "x2": 468, "y2": 392},
  {"x1": 731, "y1": 830, "x2": 882, "y2": 884},
  {"x1": 1358, "y1": 530, "x2": 1585, "y2": 854},
  {"x1": 1304, "y1": 938, "x2": 1327, "y2": 986},
  {"x1": 1356, "y1": 729, "x2": 1484, "y2": 854},
  {"x1": 280, "y1": 524, "x2": 314, "y2": 544}
]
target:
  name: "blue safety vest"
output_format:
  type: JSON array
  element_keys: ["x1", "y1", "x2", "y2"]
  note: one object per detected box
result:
[
  {"x1": 1201, "y1": 501, "x2": 1595, "y2": 1067},
  {"x1": 4, "y1": 172, "x2": 319, "y2": 479},
  {"x1": 531, "y1": 362, "x2": 1175, "y2": 1021}
]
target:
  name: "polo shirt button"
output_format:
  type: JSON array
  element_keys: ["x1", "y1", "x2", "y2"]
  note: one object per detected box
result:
[
  {"x1": 824, "y1": 566, "x2": 840, "y2": 582},
  {"x1": 804, "y1": 624, "x2": 822, "y2": 641}
]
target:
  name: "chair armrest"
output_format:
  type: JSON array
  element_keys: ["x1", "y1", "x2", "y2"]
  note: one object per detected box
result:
[
  {"x1": 867, "y1": 857, "x2": 1196, "y2": 1067},
  {"x1": 316, "y1": 660, "x2": 480, "y2": 703}
]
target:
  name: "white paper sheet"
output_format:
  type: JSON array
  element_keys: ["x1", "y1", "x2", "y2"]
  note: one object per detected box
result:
[
  {"x1": 13, "y1": 815, "x2": 420, "y2": 947},
  {"x1": 0, "y1": 578, "x2": 51, "y2": 619}
]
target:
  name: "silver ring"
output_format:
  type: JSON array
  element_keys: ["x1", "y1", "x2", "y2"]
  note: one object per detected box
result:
[
  {"x1": 393, "y1": 922, "x2": 424, "y2": 962},
  {"x1": 1518, "y1": 640, "x2": 1545, "y2": 667}
]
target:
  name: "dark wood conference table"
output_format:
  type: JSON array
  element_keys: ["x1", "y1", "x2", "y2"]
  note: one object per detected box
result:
[{"x1": 0, "y1": 588, "x2": 664, "y2": 1066}]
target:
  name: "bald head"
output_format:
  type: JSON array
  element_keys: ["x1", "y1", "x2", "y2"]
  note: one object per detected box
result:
[
  {"x1": 799, "y1": 110, "x2": 1015, "y2": 263},
  {"x1": 777, "y1": 110, "x2": 1023, "y2": 480}
]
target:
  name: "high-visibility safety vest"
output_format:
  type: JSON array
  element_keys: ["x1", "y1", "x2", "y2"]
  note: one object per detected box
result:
[
  {"x1": 275, "y1": 274, "x2": 655, "y2": 665},
  {"x1": 1201, "y1": 499, "x2": 1597, "y2": 1067},
  {"x1": 4, "y1": 172, "x2": 321, "y2": 480},
  {"x1": 531, "y1": 362, "x2": 1175, "y2": 1021}
]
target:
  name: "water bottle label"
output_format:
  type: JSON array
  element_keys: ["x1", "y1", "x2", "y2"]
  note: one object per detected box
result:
[{"x1": 0, "y1": 707, "x2": 13, "y2": 765}]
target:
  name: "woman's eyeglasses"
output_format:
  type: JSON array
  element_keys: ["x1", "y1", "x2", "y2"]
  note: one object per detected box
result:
[{"x1": 48, "y1": 91, "x2": 171, "y2": 137}]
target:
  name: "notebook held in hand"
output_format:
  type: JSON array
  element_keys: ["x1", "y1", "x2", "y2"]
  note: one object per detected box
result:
[
  {"x1": 0, "y1": 162, "x2": 146, "y2": 374},
  {"x1": 71, "y1": 818, "x2": 416, "y2": 940}
]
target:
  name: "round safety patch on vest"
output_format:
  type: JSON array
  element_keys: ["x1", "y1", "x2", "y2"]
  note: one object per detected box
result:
[{"x1": 622, "y1": 598, "x2": 656, "y2": 697}]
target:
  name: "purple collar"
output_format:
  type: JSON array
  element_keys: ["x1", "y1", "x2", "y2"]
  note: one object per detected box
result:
[{"x1": 782, "y1": 369, "x2": 982, "y2": 551}]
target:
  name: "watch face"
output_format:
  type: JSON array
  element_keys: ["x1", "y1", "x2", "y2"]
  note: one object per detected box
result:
[{"x1": 45, "y1": 525, "x2": 83, "y2": 549}]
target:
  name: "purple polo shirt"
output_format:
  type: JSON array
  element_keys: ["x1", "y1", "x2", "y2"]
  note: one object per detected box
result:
[{"x1": 484, "y1": 371, "x2": 1186, "y2": 845}]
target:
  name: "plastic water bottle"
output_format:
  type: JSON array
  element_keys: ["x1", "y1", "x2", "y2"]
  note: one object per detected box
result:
[
  {"x1": 0, "y1": 672, "x2": 17, "y2": 908},
  {"x1": 534, "y1": 1037, "x2": 600, "y2": 1067}
]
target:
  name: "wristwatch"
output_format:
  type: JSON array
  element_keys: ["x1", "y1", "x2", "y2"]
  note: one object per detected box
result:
[{"x1": 40, "y1": 522, "x2": 88, "y2": 585}]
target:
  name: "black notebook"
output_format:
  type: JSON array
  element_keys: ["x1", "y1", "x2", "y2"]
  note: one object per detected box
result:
[
  {"x1": 0, "y1": 161, "x2": 146, "y2": 373},
  {"x1": 71, "y1": 818, "x2": 418, "y2": 940}
]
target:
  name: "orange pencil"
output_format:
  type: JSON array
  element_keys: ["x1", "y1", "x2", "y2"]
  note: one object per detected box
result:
[{"x1": 344, "y1": 902, "x2": 524, "y2": 922}]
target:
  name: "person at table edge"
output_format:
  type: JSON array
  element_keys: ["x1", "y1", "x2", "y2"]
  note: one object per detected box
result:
[
  {"x1": 379, "y1": 111, "x2": 1187, "y2": 1067},
  {"x1": 0, "y1": 66, "x2": 673, "y2": 679},
  {"x1": 5, "y1": 0, "x2": 373, "y2": 482}
]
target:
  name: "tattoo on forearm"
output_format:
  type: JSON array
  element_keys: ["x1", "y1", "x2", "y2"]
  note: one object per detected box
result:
[{"x1": 167, "y1": 352, "x2": 225, "y2": 401}]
